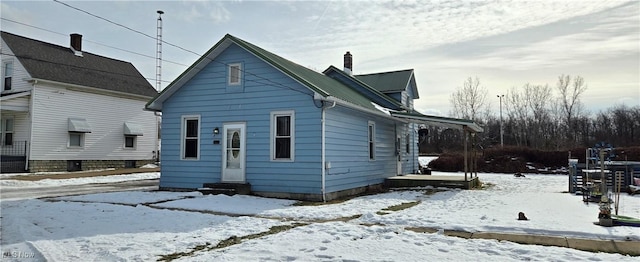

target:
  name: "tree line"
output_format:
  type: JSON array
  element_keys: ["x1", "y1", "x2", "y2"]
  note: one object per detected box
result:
[{"x1": 420, "y1": 75, "x2": 640, "y2": 153}]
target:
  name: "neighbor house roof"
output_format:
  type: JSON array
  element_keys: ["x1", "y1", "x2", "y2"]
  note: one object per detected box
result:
[
  {"x1": 147, "y1": 34, "x2": 400, "y2": 112},
  {"x1": 1, "y1": 31, "x2": 157, "y2": 98},
  {"x1": 355, "y1": 69, "x2": 419, "y2": 99}
]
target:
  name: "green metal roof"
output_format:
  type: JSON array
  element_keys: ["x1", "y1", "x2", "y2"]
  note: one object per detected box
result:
[
  {"x1": 147, "y1": 34, "x2": 387, "y2": 111},
  {"x1": 355, "y1": 69, "x2": 413, "y2": 92},
  {"x1": 323, "y1": 66, "x2": 405, "y2": 110},
  {"x1": 228, "y1": 35, "x2": 384, "y2": 111},
  {"x1": 146, "y1": 34, "x2": 482, "y2": 132}
]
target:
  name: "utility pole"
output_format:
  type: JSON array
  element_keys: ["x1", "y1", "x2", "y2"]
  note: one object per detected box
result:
[{"x1": 497, "y1": 94, "x2": 504, "y2": 147}]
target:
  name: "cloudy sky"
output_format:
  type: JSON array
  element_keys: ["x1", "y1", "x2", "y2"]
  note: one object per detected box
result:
[{"x1": 2, "y1": 0, "x2": 638, "y2": 116}]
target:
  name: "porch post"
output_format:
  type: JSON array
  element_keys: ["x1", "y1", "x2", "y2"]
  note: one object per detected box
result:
[
  {"x1": 464, "y1": 129, "x2": 468, "y2": 181},
  {"x1": 472, "y1": 132, "x2": 477, "y2": 179}
]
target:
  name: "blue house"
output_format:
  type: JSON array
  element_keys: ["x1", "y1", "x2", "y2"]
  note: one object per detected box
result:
[{"x1": 146, "y1": 34, "x2": 482, "y2": 201}]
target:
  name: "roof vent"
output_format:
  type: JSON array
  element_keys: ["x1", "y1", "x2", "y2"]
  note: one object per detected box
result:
[
  {"x1": 70, "y1": 33, "x2": 83, "y2": 57},
  {"x1": 343, "y1": 51, "x2": 352, "y2": 75}
]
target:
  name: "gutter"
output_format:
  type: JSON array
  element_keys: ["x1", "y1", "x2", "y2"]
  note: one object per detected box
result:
[
  {"x1": 321, "y1": 99, "x2": 336, "y2": 202},
  {"x1": 319, "y1": 95, "x2": 407, "y2": 123},
  {"x1": 27, "y1": 78, "x2": 155, "y2": 101}
]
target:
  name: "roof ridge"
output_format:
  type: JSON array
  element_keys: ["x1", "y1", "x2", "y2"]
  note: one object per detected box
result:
[{"x1": 355, "y1": 68, "x2": 414, "y2": 77}]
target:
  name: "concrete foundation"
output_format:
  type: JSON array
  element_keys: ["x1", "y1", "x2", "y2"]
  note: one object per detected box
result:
[{"x1": 29, "y1": 159, "x2": 155, "y2": 172}]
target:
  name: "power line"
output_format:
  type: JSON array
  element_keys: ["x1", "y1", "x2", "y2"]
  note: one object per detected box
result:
[
  {"x1": 1, "y1": 18, "x2": 189, "y2": 67},
  {"x1": 2, "y1": 52, "x2": 314, "y2": 97},
  {"x1": 52, "y1": 0, "x2": 315, "y2": 97},
  {"x1": 42, "y1": 0, "x2": 317, "y2": 97},
  {"x1": 53, "y1": 0, "x2": 201, "y2": 57}
]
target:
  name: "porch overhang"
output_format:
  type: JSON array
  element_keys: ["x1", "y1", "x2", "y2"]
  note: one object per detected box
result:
[
  {"x1": 390, "y1": 111, "x2": 483, "y2": 133},
  {"x1": 0, "y1": 91, "x2": 31, "y2": 112}
]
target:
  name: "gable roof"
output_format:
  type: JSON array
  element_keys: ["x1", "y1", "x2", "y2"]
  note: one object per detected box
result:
[
  {"x1": 145, "y1": 34, "x2": 483, "y2": 133},
  {"x1": 355, "y1": 69, "x2": 419, "y2": 99},
  {"x1": 1, "y1": 31, "x2": 157, "y2": 98},
  {"x1": 147, "y1": 34, "x2": 395, "y2": 112}
]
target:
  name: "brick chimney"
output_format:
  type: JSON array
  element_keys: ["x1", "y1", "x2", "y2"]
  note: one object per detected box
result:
[
  {"x1": 70, "y1": 33, "x2": 83, "y2": 56},
  {"x1": 343, "y1": 51, "x2": 352, "y2": 75}
]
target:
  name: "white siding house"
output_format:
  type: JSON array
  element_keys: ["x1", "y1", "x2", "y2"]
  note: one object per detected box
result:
[{"x1": 1, "y1": 31, "x2": 158, "y2": 172}]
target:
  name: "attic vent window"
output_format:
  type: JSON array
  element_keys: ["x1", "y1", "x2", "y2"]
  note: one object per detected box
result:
[{"x1": 228, "y1": 63, "x2": 242, "y2": 85}]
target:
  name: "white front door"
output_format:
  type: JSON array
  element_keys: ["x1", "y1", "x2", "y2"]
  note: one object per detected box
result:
[{"x1": 222, "y1": 123, "x2": 246, "y2": 182}]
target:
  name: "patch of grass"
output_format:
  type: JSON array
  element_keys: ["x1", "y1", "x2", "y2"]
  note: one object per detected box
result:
[
  {"x1": 158, "y1": 223, "x2": 308, "y2": 261},
  {"x1": 380, "y1": 201, "x2": 421, "y2": 213},
  {"x1": 360, "y1": 222, "x2": 386, "y2": 227},
  {"x1": 330, "y1": 214, "x2": 362, "y2": 222},
  {"x1": 293, "y1": 198, "x2": 349, "y2": 206}
]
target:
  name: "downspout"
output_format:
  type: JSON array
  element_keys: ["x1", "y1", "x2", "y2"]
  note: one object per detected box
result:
[
  {"x1": 321, "y1": 100, "x2": 336, "y2": 202},
  {"x1": 26, "y1": 80, "x2": 37, "y2": 171}
]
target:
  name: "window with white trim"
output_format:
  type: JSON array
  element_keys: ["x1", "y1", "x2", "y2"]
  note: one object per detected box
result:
[
  {"x1": 1, "y1": 118, "x2": 14, "y2": 146},
  {"x1": 368, "y1": 121, "x2": 375, "y2": 160},
  {"x1": 124, "y1": 135, "x2": 136, "y2": 149},
  {"x1": 181, "y1": 116, "x2": 200, "y2": 159},
  {"x1": 271, "y1": 111, "x2": 294, "y2": 161},
  {"x1": 228, "y1": 63, "x2": 242, "y2": 85},
  {"x1": 69, "y1": 132, "x2": 84, "y2": 148},
  {"x1": 3, "y1": 61, "x2": 12, "y2": 91}
]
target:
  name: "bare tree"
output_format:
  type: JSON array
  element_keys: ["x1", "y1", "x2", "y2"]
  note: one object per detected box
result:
[
  {"x1": 449, "y1": 76, "x2": 489, "y2": 123},
  {"x1": 505, "y1": 85, "x2": 529, "y2": 146},
  {"x1": 547, "y1": 99, "x2": 563, "y2": 149},
  {"x1": 524, "y1": 83, "x2": 553, "y2": 148},
  {"x1": 557, "y1": 75, "x2": 587, "y2": 147}
]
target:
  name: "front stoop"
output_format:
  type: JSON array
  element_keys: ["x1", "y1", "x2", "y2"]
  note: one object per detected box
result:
[{"x1": 199, "y1": 183, "x2": 251, "y2": 196}]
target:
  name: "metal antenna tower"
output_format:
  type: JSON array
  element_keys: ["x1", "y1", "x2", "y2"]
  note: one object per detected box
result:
[{"x1": 155, "y1": 10, "x2": 164, "y2": 91}]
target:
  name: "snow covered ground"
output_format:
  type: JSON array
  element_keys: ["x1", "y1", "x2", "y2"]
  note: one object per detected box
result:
[
  {"x1": 1, "y1": 163, "x2": 639, "y2": 261},
  {"x1": 0, "y1": 172, "x2": 159, "y2": 188}
]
